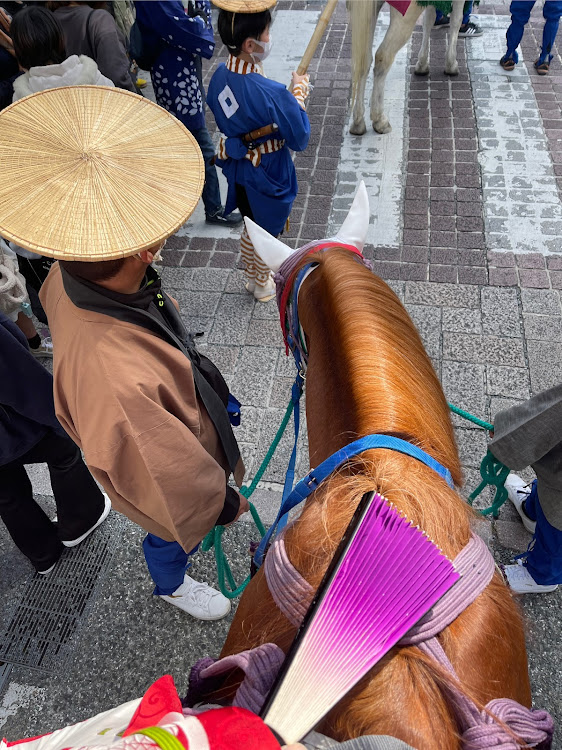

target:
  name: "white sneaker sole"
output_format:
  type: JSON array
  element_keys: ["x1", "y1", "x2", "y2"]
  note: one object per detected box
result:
[
  {"x1": 61, "y1": 493, "x2": 111, "y2": 547},
  {"x1": 503, "y1": 565, "x2": 558, "y2": 594}
]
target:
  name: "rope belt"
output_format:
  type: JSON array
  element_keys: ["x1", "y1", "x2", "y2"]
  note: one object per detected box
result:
[
  {"x1": 263, "y1": 531, "x2": 553, "y2": 749},
  {"x1": 218, "y1": 135, "x2": 285, "y2": 167}
]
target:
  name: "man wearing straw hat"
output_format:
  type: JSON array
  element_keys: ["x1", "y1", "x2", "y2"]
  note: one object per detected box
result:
[{"x1": 0, "y1": 85, "x2": 248, "y2": 621}]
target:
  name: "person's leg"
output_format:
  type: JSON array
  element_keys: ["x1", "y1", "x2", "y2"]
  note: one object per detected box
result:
[
  {"x1": 537, "y1": 0, "x2": 562, "y2": 65},
  {"x1": 462, "y1": 1, "x2": 473, "y2": 26},
  {"x1": 524, "y1": 486, "x2": 562, "y2": 585},
  {"x1": 504, "y1": 0, "x2": 535, "y2": 63},
  {"x1": 144, "y1": 534, "x2": 230, "y2": 619},
  {"x1": 0, "y1": 455, "x2": 62, "y2": 572},
  {"x1": 23, "y1": 429, "x2": 108, "y2": 545},
  {"x1": 143, "y1": 533, "x2": 191, "y2": 595},
  {"x1": 190, "y1": 126, "x2": 222, "y2": 218}
]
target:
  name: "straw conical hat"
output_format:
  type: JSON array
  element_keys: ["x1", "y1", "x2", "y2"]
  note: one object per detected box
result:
[
  {"x1": 0, "y1": 86, "x2": 204, "y2": 261},
  {"x1": 212, "y1": 0, "x2": 276, "y2": 12}
]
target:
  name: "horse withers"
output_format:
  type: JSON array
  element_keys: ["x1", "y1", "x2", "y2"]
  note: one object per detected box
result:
[
  {"x1": 217, "y1": 185, "x2": 536, "y2": 749},
  {"x1": 349, "y1": 0, "x2": 465, "y2": 134}
]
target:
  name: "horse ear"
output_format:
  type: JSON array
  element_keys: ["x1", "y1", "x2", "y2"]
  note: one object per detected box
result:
[
  {"x1": 334, "y1": 181, "x2": 370, "y2": 251},
  {"x1": 244, "y1": 217, "x2": 294, "y2": 273}
]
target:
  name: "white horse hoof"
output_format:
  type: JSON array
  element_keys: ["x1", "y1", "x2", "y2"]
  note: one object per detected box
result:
[
  {"x1": 445, "y1": 63, "x2": 459, "y2": 76},
  {"x1": 373, "y1": 119, "x2": 392, "y2": 134},
  {"x1": 414, "y1": 65, "x2": 430, "y2": 76},
  {"x1": 350, "y1": 120, "x2": 367, "y2": 136}
]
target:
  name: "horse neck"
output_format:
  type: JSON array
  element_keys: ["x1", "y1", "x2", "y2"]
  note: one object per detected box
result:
[{"x1": 298, "y1": 249, "x2": 462, "y2": 486}]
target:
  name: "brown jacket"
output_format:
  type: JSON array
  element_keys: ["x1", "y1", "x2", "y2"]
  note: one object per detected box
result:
[{"x1": 40, "y1": 264, "x2": 242, "y2": 552}]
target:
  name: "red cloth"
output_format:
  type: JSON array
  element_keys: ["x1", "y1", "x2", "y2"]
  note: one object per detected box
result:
[
  {"x1": 123, "y1": 675, "x2": 183, "y2": 737},
  {"x1": 198, "y1": 708, "x2": 280, "y2": 750},
  {"x1": 387, "y1": 0, "x2": 411, "y2": 14}
]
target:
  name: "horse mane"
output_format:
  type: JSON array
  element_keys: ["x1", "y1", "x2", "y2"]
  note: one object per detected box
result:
[{"x1": 223, "y1": 247, "x2": 529, "y2": 748}]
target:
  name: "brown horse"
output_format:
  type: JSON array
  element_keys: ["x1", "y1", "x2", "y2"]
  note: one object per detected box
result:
[{"x1": 219, "y1": 188, "x2": 531, "y2": 748}]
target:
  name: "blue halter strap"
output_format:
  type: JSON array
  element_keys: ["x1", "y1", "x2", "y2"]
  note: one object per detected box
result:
[{"x1": 253, "y1": 433, "x2": 454, "y2": 568}]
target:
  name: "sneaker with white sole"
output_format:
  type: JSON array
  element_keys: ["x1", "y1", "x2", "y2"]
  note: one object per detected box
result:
[
  {"x1": 504, "y1": 474, "x2": 536, "y2": 534},
  {"x1": 61, "y1": 492, "x2": 111, "y2": 547},
  {"x1": 459, "y1": 21, "x2": 483, "y2": 37},
  {"x1": 29, "y1": 337, "x2": 53, "y2": 358},
  {"x1": 254, "y1": 275, "x2": 276, "y2": 302},
  {"x1": 502, "y1": 562, "x2": 558, "y2": 594},
  {"x1": 158, "y1": 574, "x2": 231, "y2": 620}
]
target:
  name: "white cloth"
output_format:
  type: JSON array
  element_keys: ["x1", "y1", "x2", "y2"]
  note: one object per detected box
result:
[{"x1": 12, "y1": 55, "x2": 114, "y2": 101}]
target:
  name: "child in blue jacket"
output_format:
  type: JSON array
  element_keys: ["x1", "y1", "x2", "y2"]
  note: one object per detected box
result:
[{"x1": 207, "y1": 4, "x2": 310, "y2": 301}]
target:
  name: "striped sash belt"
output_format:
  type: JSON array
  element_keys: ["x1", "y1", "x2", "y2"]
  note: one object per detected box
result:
[{"x1": 218, "y1": 135, "x2": 285, "y2": 167}]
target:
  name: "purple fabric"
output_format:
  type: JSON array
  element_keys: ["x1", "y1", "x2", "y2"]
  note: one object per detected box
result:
[
  {"x1": 184, "y1": 644, "x2": 285, "y2": 715},
  {"x1": 264, "y1": 534, "x2": 314, "y2": 628}
]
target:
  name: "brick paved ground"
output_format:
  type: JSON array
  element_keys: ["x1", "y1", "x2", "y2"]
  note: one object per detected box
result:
[{"x1": 1, "y1": 0, "x2": 561, "y2": 743}]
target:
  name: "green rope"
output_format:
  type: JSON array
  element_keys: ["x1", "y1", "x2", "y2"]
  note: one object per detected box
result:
[
  {"x1": 134, "y1": 728, "x2": 185, "y2": 750},
  {"x1": 467, "y1": 450, "x2": 510, "y2": 518},
  {"x1": 201, "y1": 397, "x2": 295, "y2": 599},
  {"x1": 448, "y1": 403, "x2": 493, "y2": 432},
  {"x1": 448, "y1": 404, "x2": 509, "y2": 518}
]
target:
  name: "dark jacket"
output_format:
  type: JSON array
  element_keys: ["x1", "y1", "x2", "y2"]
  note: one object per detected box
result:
[
  {"x1": 0, "y1": 46, "x2": 18, "y2": 111},
  {"x1": 0, "y1": 312, "x2": 66, "y2": 466},
  {"x1": 54, "y1": 4, "x2": 136, "y2": 91}
]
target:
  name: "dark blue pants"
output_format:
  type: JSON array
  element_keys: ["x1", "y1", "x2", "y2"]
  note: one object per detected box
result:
[
  {"x1": 142, "y1": 533, "x2": 199, "y2": 595},
  {"x1": 190, "y1": 127, "x2": 222, "y2": 218},
  {"x1": 505, "y1": 0, "x2": 562, "y2": 64},
  {"x1": 436, "y1": 2, "x2": 472, "y2": 26},
  {"x1": 523, "y1": 481, "x2": 562, "y2": 585}
]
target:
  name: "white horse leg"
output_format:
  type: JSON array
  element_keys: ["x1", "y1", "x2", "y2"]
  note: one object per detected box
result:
[
  {"x1": 349, "y1": 0, "x2": 381, "y2": 135},
  {"x1": 370, "y1": 5, "x2": 420, "y2": 133},
  {"x1": 415, "y1": 5, "x2": 437, "y2": 75},
  {"x1": 445, "y1": 0, "x2": 464, "y2": 75}
]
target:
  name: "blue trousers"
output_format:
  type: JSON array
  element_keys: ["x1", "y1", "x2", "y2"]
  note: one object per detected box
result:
[
  {"x1": 523, "y1": 481, "x2": 562, "y2": 585},
  {"x1": 190, "y1": 127, "x2": 222, "y2": 218},
  {"x1": 505, "y1": 0, "x2": 562, "y2": 64},
  {"x1": 436, "y1": 2, "x2": 472, "y2": 25},
  {"x1": 142, "y1": 533, "x2": 199, "y2": 595}
]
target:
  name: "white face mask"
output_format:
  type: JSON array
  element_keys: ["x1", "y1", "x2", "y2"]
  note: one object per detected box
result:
[{"x1": 249, "y1": 37, "x2": 273, "y2": 63}]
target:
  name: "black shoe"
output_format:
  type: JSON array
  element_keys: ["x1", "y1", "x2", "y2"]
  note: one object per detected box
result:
[
  {"x1": 433, "y1": 14, "x2": 450, "y2": 28},
  {"x1": 459, "y1": 21, "x2": 483, "y2": 37},
  {"x1": 206, "y1": 209, "x2": 243, "y2": 227}
]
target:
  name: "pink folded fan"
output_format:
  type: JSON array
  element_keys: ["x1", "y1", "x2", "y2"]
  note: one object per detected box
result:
[{"x1": 260, "y1": 490, "x2": 460, "y2": 744}]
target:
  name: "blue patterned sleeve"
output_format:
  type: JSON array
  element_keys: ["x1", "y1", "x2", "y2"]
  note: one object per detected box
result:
[{"x1": 136, "y1": 0, "x2": 215, "y2": 59}]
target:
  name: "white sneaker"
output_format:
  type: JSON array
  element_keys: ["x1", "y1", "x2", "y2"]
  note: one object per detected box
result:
[
  {"x1": 254, "y1": 275, "x2": 276, "y2": 302},
  {"x1": 61, "y1": 493, "x2": 111, "y2": 547},
  {"x1": 30, "y1": 337, "x2": 53, "y2": 358},
  {"x1": 504, "y1": 474, "x2": 536, "y2": 534},
  {"x1": 503, "y1": 562, "x2": 558, "y2": 594},
  {"x1": 158, "y1": 574, "x2": 231, "y2": 620}
]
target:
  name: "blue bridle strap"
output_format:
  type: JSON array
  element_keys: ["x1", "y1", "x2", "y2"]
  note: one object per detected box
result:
[{"x1": 253, "y1": 433, "x2": 454, "y2": 568}]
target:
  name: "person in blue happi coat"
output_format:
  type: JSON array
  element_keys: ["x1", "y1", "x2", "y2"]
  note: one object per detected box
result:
[
  {"x1": 134, "y1": 0, "x2": 241, "y2": 227},
  {"x1": 500, "y1": 0, "x2": 562, "y2": 74},
  {"x1": 206, "y1": 1, "x2": 310, "y2": 302}
]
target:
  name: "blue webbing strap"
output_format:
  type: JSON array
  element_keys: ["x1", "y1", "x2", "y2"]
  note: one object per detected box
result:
[{"x1": 253, "y1": 433, "x2": 455, "y2": 568}]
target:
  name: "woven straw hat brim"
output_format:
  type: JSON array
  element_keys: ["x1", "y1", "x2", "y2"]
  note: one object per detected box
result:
[
  {"x1": 0, "y1": 86, "x2": 204, "y2": 261},
  {"x1": 212, "y1": 0, "x2": 276, "y2": 12}
]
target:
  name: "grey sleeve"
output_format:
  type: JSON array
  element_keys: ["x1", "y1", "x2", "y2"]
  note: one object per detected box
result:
[
  {"x1": 303, "y1": 731, "x2": 415, "y2": 750},
  {"x1": 91, "y1": 10, "x2": 136, "y2": 91}
]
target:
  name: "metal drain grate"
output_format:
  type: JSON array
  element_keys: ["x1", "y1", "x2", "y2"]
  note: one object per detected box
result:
[{"x1": 0, "y1": 514, "x2": 123, "y2": 672}]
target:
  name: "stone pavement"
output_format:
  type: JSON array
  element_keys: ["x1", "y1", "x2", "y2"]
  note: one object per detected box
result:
[{"x1": 1, "y1": 0, "x2": 562, "y2": 743}]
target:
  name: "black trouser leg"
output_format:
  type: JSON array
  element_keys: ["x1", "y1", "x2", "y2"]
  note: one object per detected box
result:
[
  {"x1": 0, "y1": 454, "x2": 62, "y2": 571},
  {"x1": 0, "y1": 430, "x2": 106, "y2": 570}
]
